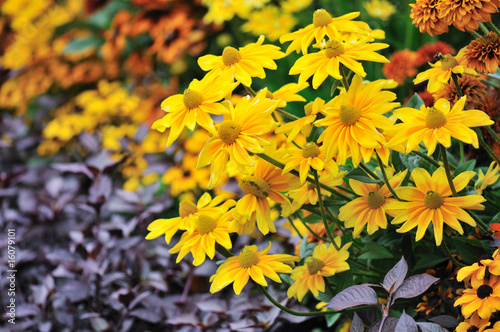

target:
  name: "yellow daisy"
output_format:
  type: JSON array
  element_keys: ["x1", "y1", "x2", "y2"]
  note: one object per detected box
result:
[
  {"x1": 197, "y1": 89, "x2": 279, "y2": 189},
  {"x1": 314, "y1": 75, "x2": 399, "y2": 166},
  {"x1": 486, "y1": 321, "x2": 500, "y2": 332},
  {"x1": 152, "y1": 69, "x2": 236, "y2": 147},
  {"x1": 287, "y1": 239, "x2": 351, "y2": 301},
  {"x1": 264, "y1": 82, "x2": 309, "y2": 108},
  {"x1": 363, "y1": 0, "x2": 397, "y2": 21},
  {"x1": 457, "y1": 250, "x2": 500, "y2": 288},
  {"x1": 197, "y1": 35, "x2": 285, "y2": 87},
  {"x1": 388, "y1": 96, "x2": 494, "y2": 156},
  {"x1": 455, "y1": 276, "x2": 500, "y2": 319},
  {"x1": 413, "y1": 49, "x2": 478, "y2": 93},
  {"x1": 455, "y1": 313, "x2": 491, "y2": 332},
  {"x1": 169, "y1": 213, "x2": 234, "y2": 266},
  {"x1": 279, "y1": 9, "x2": 371, "y2": 55},
  {"x1": 209, "y1": 243, "x2": 299, "y2": 295},
  {"x1": 386, "y1": 167, "x2": 486, "y2": 246},
  {"x1": 145, "y1": 193, "x2": 230, "y2": 244},
  {"x1": 476, "y1": 162, "x2": 500, "y2": 195},
  {"x1": 339, "y1": 170, "x2": 407, "y2": 237},
  {"x1": 288, "y1": 182, "x2": 332, "y2": 214},
  {"x1": 233, "y1": 151, "x2": 300, "y2": 235},
  {"x1": 289, "y1": 38, "x2": 389, "y2": 89}
]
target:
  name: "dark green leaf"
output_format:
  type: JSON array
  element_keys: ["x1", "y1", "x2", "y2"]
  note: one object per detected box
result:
[
  {"x1": 346, "y1": 168, "x2": 380, "y2": 183},
  {"x1": 454, "y1": 159, "x2": 476, "y2": 176},
  {"x1": 299, "y1": 234, "x2": 315, "y2": 258},
  {"x1": 63, "y1": 36, "x2": 103, "y2": 54},
  {"x1": 405, "y1": 93, "x2": 425, "y2": 109},
  {"x1": 357, "y1": 242, "x2": 393, "y2": 260},
  {"x1": 452, "y1": 237, "x2": 484, "y2": 265}
]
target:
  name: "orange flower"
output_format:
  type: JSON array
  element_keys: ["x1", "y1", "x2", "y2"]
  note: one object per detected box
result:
[
  {"x1": 433, "y1": 75, "x2": 487, "y2": 108},
  {"x1": 410, "y1": 0, "x2": 449, "y2": 36},
  {"x1": 438, "y1": 0, "x2": 499, "y2": 32},
  {"x1": 382, "y1": 49, "x2": 418, "y2": 85},
  {"x1": 465, "y1": 32, "x2": 500, "y2": 74},
  {"x1": 415, "y1": 41, "x2": 455, "y2": 66}
]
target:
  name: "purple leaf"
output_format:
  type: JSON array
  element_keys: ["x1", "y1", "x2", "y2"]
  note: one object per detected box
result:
[
  {"x1": 327, "y1": 285, "x2": 379, "y2": 310},
  {"x1": 166, "y1": 313, "x2": 199, "y2": 326},
  {"x1": 395, "y1": 311, "x2": 417, "y2": 332},
  {"x1": 129, "y1": 308, "x2": 161, "y2": 323},
  {"x1": 89, "y1": 174, "x2": 112, "y2": 205},
  {"x1": 392, "y1": 274, "x2": 439, "y2": 304},
  {"x1": 196, "y1": 299, "x2": 227, "y2": 313},
  {"x1": 428, "y1": 315, "x2": 458, "y2": 328},
  {"x1": 350, "y1": 312, "x2": 365, "y2": 332},
  {"x1": 89, "y1": 317, "x2": 111, "y2": 332},
  {"x1": 416, "y1": 322, "x2": 450, "y2": 332},
  {"x1": 383, "y1": 256, "x2": 408, "y2": 293},
  {"x1": 52, "y1": 163, "x2": 94, "y2": 179},
  {"x1": 367, "y1": 318, "x2": 398, "y2": 332}
]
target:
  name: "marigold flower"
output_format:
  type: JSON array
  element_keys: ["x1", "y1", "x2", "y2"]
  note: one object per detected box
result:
[
  {"x1": 414, "y1": 49, "x2": 478, "y2": 93},
  {"x1": 388, "y1": 97, "x2": 494, "y2": 155},
  {"x1": 287, "y1": 239, "x2": 351, "y2": 301},
  {"x1": 410, "y1": 0, "x2": 449, "y2": 36},
  {"x1": 198, "y1": 35, "x2": 285, "y2": 86},
  {"x1": 152, "y1": 69, "x2": 236, "y2": 148},
  {"x1": 438, "y1": 0, "x2": 499, "y2": 32},
  {"x1": 415, "y1": 41, "x2": 456, "y2": 67},
  {"x1": 363, "y1": 0, "x2": 396, "y2": 21},
  {"x1": 289, "y1": 38, "x2": 389, "y2": 89},
  {"x1": 455, "y1": 313, "x2": 491, "y2": 332},
  {"x1": 382, "y1": 49, "x2": 418, "y2": 85},
  {"x1": 475, "y1": 162, "x2": 500, "y2": 194},
  {"x1": 386, "y1": 167, "x2": 486, "y2": 246},
  {"x1": 432, "y1": 75, "x2": 487, "y2": 108},
  {"x1": 455, "y1": 276, "x2": 500, "y2": 319},
  {"x1": 197, "y1": 89, "x2": 279, "y2": 189},
  {"x1": 465, "y1": 32, "x2": 500, "y2": 74},
  {"x1": 279, "y1": 9, "x2": 371, "y2": 55},
  {"x1": 169, "y1": 213, "x2": 235, "y2": 266},
  {"x1": 339, "y1": 170, "x2": 407, "y2": 237},
  {"x1": 209, "y1": 243, "x2": 299, "y2": 295},
  {"x1": 315, "y1": 75, "x2": 399, "y2": 166}
]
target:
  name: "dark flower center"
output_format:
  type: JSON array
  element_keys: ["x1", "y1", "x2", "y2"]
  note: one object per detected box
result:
[{"x1": 477, "y1": 285, "x2": 493, "y2": 299}]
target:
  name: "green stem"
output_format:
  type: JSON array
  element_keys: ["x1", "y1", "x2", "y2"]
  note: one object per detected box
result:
[
  {"x1": 478, "y1": 22, "x2": 490, "y2": 35},
  {"x1": 376, "y1": 152, "x2": 400, "y2": 200},
  {"x1": 486, "y1": 21, "x2": 500, "y2": 37},
  {"x1": 314, "y1": 170, "x2": 338, "y2": 249},
  {"x1": 339, "y1": 65, "x2": 350, "y2": 92},
  {"x1": 297, "y1": 215, "x2": 330, "y2": 242},
  {"x1": 467, "y1": 210, "x2": 491, "y2": 234},
  {"x1": 257, "y1": 285, "x2": 335, "y2": 316},
  {"x1": 215, "y1": 243, "x2": 233, "y2": 258},
  {"x1": 441, "y1": 240, "x2": 465, "y2": 268},
  {"x1": 486, "y1": 126, "x2": 500, "y2": 145},
  {"x1": 440, "y1": 144, "x2": 458, "y2": 196},
  {"x1": 412, "y1": 151, "x2": 441, "y2": 168},
  {"x1": 359, "y1": 162, "x2": 381, "y2": 182},
  {"x1": 244, "y1": 85, "x2": 257, "y2": 97},
  {"x1": 451, "y1": 73, "x2": 466, "y2": 164},
  {"x1": 475, "y1": 128, "x2": 500, "y2": 165},
  {"x1": 325, "y1": 279, "x2": 335, "y2": 295},
  {"x1": 325, "y1": 208, "x2": 348, "y2": 235},
  {"x1": 470, "y1": 30, "x2": 482, "y2": 38},
  {"x1": 256, "y1": 153, "x2": 352, "y2": 201},
  {"x1": 288, "y1": 217, "x2": 303, "y2": 239},
  {"x1": 338, "y1": 185, "x2": 356, "y2": 195},
  {"x1": 275, "y1": 108, "x2": 301, "y2": 121}
]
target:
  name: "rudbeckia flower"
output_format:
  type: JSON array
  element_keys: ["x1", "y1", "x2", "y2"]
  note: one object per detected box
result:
[
  {"x1": 197, "y1": 89, "x2": 279, "y2": 189},
  {"x1": 455, "y1": 313, "x2": 491, "y2": 332},
  {"x1": 145, "y1": 193, "x2": 230, "y2": 244},
  {"x1": 198, "y1": 35, "x2": 285, "y2": 86},
  {"x1": 413, "y1": 49, "x2": 478, "y2": 93},
  {"x1": 388, "y1": 96, "x2": 494, "y2": 156},
  {"x1": 339, "y1": 170, "x2": 407, "y2": 237},
  {"x1": 314, "y1": 75, "x2": 399, "y2": 166},
  {"x1": 287, "y1": 239, "x2": 351, "y2": 301},
  {"x1": 457, "y1": 250, "x2": 500, "y2": 288},
  {"x1": 386, "y1": 167, "x2": 486, "y2": 246},
  {"x1": 289, "y1": 38, "x2": 389, "y2": 89},
  {"x1": 455, "y1": 276, "x2": 500, "y2": 319},
  {"x1": 169, "y1": 212, "x2": 235, "y2": 266},
  {"x1": 152, "y1": 69, "x2": 236, "y2": 147},
  {"x1": 209, "y1": 243, "x2": 299, "y2": 295},
  {"x1": 475, "y1": 162, "x2": 500, "y2": 194},
  {"x1": 263, "y1": 82, "x2": 309, "y2": 108},
  {"x1": 280, "y1": 9, "x2": 371, "y2": 55}
]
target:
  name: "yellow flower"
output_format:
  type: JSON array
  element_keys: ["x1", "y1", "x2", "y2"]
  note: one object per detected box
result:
[
  {"x1": 289, "y1": 38, "x2": 389, "y2": 89},
  {"x1": 457, "y1": 250, "x2": 500, "y2": 288},
  {"x1": 315, "y1": 75, "x2": 399, "y2": 166},
  {"x1": 198, "y1": 35, "x2": 285, "y2": 86},
  {"x1": 264, "y1": 82, "x2": 309, "y2": 108},
  {"x1": 169, "y1": 212, "x2": 235, "y2": 266},
  {"x1": 233, "y1": 150, "x2": 300, "y2": 235},
  {"x1": 386, "y1": 168, "x2": 486, "y2": 246},
  {"x1": 241, "y1": 6, "x2": 297, "y2": 42},
  {"x1": 455, "y1": 276, "x2": 500, "y2": 319},
  {"x1": 287, "y1": 239, "x2": 351, "y2": 301},
  {"x1": 280, "y1": 9, "x2": 371, "y2": 55},
  {"x1": 455, "y1": 313, "x2": 491, "y2": 332},
  {"x1": 388, "y1": 97, "x2": 494, "y2": 156},
  {"x1": 413, "y1": 49, "x2": 478, "y2": 93},
  {"x1": 339, "y1": 170, "x2": 407, "y2": 237},
  {"x1": 485, "y1": 321, "x2": 500, "y2": 332},
  {"x1": 152, "y1": 69, "x2": 236, "y2": 148},
  {"x1": 145, "y1": 193, "x2": 230, "y2": 244},
  {"x1": 197, "y1": 89, "x2": 279, "y2": 189},
  {"x1": 209, "y1": 243, "x2": 299, "y2": 295},
  {"x1": 363, "y1": 0, "x2": 396, "y2": 21},
  {"x1": 475, "y1": 162, "x2": 500, "y2": 195}
]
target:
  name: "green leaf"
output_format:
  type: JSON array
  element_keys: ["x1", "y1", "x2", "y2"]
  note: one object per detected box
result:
[
  {"x1": 325, "y1": 312, "x2": 342, "y2": 328},
  {"x1": 357, "y1": 242, "x2": 393, "y2": 260},
  {"x1": 302, "y1": 213, "x2": 323, "y2": 224},
  {"x1": 452, "y1": 237, "x2": 484, "y2": 265},
  {"x1": 299, "y1": 234, "x2": 316, "y2": 258},
  {"x1": 399, "y1": 153, "x2": 422, "y2": 172},
  {"x1": 391, "y1": 152, "x2": 405, "y2": 173},
  {"x1": 330, "y1": 269, "x2": 353, "y2": 292},
  {"x1": 491, "y1": 210, "x2": 500, "y2": 224},
  {"x1": 63, "y1": 36, "x2": 103, "y2": 54},
  {"x1": 405, "y1": 93, "x2": 425, "y2": 109},
  {"x1": 346, "y1": 168, "x2": 380, "y2": 183},
  {"x1": 454, "y1": 159, "x2": 476, "y2": 177}
]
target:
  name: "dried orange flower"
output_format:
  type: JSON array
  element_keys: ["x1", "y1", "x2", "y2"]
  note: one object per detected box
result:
[
  {"x1": 410, "y1": 0, "x2": 449, "y2": 36},
  {"x1": 465, "y1": 32, "x2": 500, "y2": 74}
]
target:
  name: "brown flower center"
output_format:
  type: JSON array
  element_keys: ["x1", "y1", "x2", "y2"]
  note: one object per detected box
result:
[
  {"x1": 313, "y1": 9, "x2": 333, "y2": 27},
  {"x1": 306, "y1": 257, "x2": 325, "y2": 274},
  {"x1": 222, "y1": 46, "x2": 241, "y2": 66},
  {"x1": 424, "y1": 191, "x2": 444, "y2": 209},
  {"x1": 302, "y1": 142, "x2": 321, "y2": 158},
  {"x1": 467, "y1": 327, "x2": 479, "y2": 332},
  {"x1": 179, "y1": 200, "x2": 198, "y2": 218},
  {"x1": 325, "y1": 39, "x2": 346, "y2": 58},
  {"x1": 183, "y1": 89, "x2": 203, "y2": 110},
  {"x1": 367, "y1": 191, "x2": 385, "y2": 209},
  {"x1": 477, "y1": 285, "x2": 493, "y2": 299},
  {"x1": 218, "y1": 120, "x2": 241, "y2": 145},
  {"x1": 304, "y1": 101, "x2": 314, "y2": 116},
  {"x1": 440, "y1": 54, "x2": 459, "y2": 71},
  {"x1": 425, "y1": 107, "x2": 447, "y2": 129},
  {"x1": 339, "y1": 104, "x2": 361, "y2": 126},
  {"x1": 239, "y1": 247, "x2": 259, "y2": 268},
  {"x1": 239, "y1": 176, "x2": 270, "y2": 198},
  {"x1": 195, "y1": 215, "x2": 217, "y2": 235}
]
